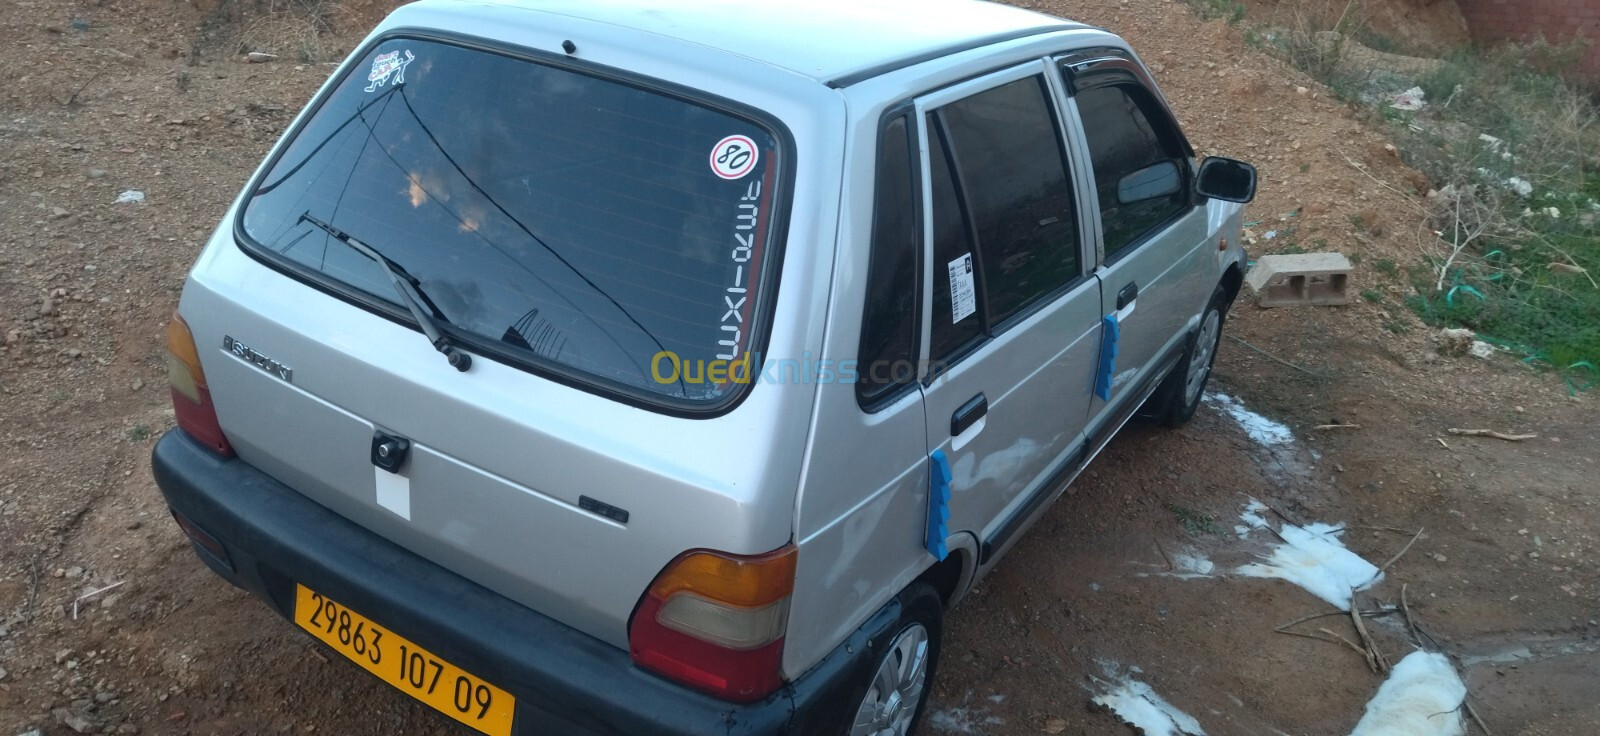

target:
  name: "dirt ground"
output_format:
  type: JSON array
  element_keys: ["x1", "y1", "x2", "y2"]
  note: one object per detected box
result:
[{"x1": 1, "y1": 1, "x2": 1596, "y2": 735}]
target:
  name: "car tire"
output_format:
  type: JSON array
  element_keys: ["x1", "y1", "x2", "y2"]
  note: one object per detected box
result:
[
  {"x1": 1148, "y1": 286, "x2": 1228, "y2": 428},
  {"x1": 845, "y1": 581, "x2": 943, "y2": 736}
]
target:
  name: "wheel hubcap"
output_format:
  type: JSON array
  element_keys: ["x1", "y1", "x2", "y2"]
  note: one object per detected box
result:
[
  {"x1": 850, "y1": 623, "x2": 930, "y2": 736},
  {"x1": 1184, "y1": 309, "x2": 1220, "y2": 404}
]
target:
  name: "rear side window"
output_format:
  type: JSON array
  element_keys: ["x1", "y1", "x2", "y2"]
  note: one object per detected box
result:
[
  {"x1": 938, "y1": 76, "x2": 1081, "y2": 326},
  {"x1": 856, "y1": 115, "x2": 920, "y2": 407},
  {"x1": 239, "y1": 38, "x2": 785, "y2": 407},
  {"x1": 1073, "y1": 82, "x2": 1190, "y2": 258}
]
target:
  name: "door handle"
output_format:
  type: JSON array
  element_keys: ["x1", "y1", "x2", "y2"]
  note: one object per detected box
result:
[
  {"x1": 1117, "y1": 282, "x2": 1139, "y2": 310},
  {"x1": 951, "y1": 393, "x2": 988, "y2": 436}
]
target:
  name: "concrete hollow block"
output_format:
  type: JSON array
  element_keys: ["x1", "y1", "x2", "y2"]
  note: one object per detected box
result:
[{"x1": 1245, "y1": 252, "x2": 1352, "y2": 307}]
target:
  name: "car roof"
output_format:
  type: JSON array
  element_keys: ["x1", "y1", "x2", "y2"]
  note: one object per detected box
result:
[{"x1": 440, "y1": 0, "x2": 1087, "y2": 86}]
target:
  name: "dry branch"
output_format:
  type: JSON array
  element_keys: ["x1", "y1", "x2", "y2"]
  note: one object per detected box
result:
[{"x1": 1447, "y1": 428, "x2": 1537, "y2": 441}]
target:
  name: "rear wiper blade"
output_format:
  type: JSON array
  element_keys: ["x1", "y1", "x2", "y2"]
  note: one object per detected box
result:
[{"x1": 298, "y1": 212, "x2": 472, "y2": 372}]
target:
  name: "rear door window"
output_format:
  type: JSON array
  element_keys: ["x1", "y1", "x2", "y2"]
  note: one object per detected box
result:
[
  {"x1": 937, "y1": 76, "x2": 1081, "y2": 327},
  {"x1": 239, "y1": 38, "x2": 786, "y2": 408}
]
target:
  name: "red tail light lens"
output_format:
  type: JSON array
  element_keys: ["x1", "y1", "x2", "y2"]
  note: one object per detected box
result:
[
  {"x1": 166, "y1": 313, "x2": 233, "y2": 457},
  {"x1": 629, "y1": 545, "x2": 796, "y2": 702}
]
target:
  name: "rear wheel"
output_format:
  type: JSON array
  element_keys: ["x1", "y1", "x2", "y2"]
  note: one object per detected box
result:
[
  {"x1": 1147, "y1": 287, "x2": 1227, "y2": 427},
  {"x1": 848, "y1": 582, "x2": 942, "y2": 736}
]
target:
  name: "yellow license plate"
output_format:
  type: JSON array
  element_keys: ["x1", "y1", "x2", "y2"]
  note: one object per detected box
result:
[{"x1": 294, "y1": 584, "x2": 515, "y2": 736}]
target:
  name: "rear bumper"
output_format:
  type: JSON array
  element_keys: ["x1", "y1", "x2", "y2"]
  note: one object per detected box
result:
[{"x1": 151, "y1": 430, "x2": 889, "y2": 736}]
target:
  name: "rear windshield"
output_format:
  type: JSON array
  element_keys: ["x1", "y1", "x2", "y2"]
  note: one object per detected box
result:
[{"x1": 240, "y1": 37, "x2": 785, "y2": 406}]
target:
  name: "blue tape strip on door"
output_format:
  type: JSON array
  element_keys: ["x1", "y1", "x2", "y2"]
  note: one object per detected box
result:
[
  {"x1": 926, "y1": 450, "x2": 951, "y2": 561},
  {"x1": 1094, "y1": 313, "x2": 1119, "y2": 401}
]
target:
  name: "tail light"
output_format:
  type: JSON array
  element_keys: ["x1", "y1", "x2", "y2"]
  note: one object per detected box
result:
[
  {"x1": 166, "y1": 313, "x2": 233, "y2": 457},
  {"x1": 629, "y1": 544, "x2": 796, "y2": 702}
]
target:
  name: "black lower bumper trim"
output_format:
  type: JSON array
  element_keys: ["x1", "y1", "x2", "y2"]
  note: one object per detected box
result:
[{"x1": 151, "y1": 430, "x2": 888, "y2": 736}]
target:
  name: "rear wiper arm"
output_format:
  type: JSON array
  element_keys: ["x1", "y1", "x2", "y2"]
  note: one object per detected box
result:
[{"x1": 298, "y1": 212, "x2": 472, "y2": 372}]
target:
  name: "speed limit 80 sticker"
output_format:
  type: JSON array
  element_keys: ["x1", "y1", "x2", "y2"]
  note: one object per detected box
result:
[{"x1": 710, "y1": 134, "x2": 759, "y2": 180}]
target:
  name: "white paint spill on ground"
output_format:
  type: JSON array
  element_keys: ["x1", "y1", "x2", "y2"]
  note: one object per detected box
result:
[
  {"x1": 1202, "y1": 393, "x2": 1293, "y2": 446},
  {"x1": 1170, "y1": 551, "x2": 1215, "y2": 578},
  {"x1": 1092, "y1": 677, "x2": 1206, "y2": 736},
  {"x1": 1237, "y1": 498, "x2": 1270, "y2": 538},
  {"x1": 1348, "y1": 651, "x2": 1466, "y2": 736},
  {"x1": 1235, "y1": 502, "x2": 1381, "y2": 609},
  {"x1": 929, "y1": 706, "x2": 1004, "y2": 734}
]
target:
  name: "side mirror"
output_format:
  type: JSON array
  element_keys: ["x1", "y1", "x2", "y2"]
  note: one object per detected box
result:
[
  {"x1": 1196, "y1": 156, "x2": 1257, "y2": 203},
  {"x1": 1117, "y1": 160, "x2": 1182, "y2": 204}
]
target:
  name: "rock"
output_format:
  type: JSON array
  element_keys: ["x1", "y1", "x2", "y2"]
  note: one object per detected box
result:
[
  {"x1": 1296, "y1": 85, "x2": 1309, "y2": 95},
  {"x1": 247, "y1": 52, "x2": 278, "y2": 63},
  {"x1": 1468, "y1": 340, "x2": 1494, "y2": 360},
  {"x1": 17, "y1": 730, "x2": 45, "y2": 736},
  {"x1": 56, "y1": 649, "x2": 72, "y2": 664},
  {"x1": 68, "y1": 348, "x2": 83, "y2": 359},
  {"x1": 54, "y1": 708, "x2": 97, "y2": 734},
  {"x1": 88, "y1": 169, "x2": 106, "y2": 179},
  {"x1": 4, "y1": 330, "x2": 19, "y2": 346},
  {"x1": 0, "y1": 665, "x2": 8, "y2": 680},
  {"x1": 131, "y1": 378, "x2": 143, "y2": 391},
  {"x1": 100, "y1": 593, "x2": 121, "y2": 609},
  {"x1": 115, "y1": 726, "x2": 139, "y2": 735},
  {"x1": 66, "y1": 565, "x2": 84, "y2": 579},
  {"x1": 1432, "y1": 553, "x2": 1447, "y2": 562},
  {"x1": 40, "y1": 298, "x2": 57, "y2": 316},
  {"x1": 51, "y1": 207, "x2": 70, "y2": 219},
  {"x1": 1437, "y1": 327, "x2": 1474, "y2": 356},
  {"x1": 114, "y1": 190, "x2": 145, "y2": 205},
  {"x1": 1044, "y1": 717, "x2": 1068, "y2": 733},
  {"x1": 94, "y1": 691, "x2": 115, "y2": 704}
]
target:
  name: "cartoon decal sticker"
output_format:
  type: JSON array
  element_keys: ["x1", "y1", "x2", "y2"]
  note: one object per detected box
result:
[
  {"x1": 365, "y1": 50, "x2": 415, "y2": 92},
  {"x1": 710, "y1": 134, "x2": 759, "y2": 180}
]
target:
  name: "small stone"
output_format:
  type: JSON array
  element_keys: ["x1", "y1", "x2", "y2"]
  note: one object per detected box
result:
[
  {"x1": 1432, "y1": 553, "x2": 1447, "y2": 562},
  {"x1": 18, "y1": 729, "x2": 45, "y2": 736},
  {"x1": 100, "y1": 593, "x2": 121, "y2": 609},
  {"x1": 40, "y1": 298, "x2": 57, "y2": 316},
  {"x1": 1044, "y1": 717, "x2": 1068, "y2": 733},
  {"x1": 125, "y1": 520, "x2": 142, "y2": 530},
  {"x1": 94, "y1": 691, "x2": 115, "y2": 704},
  {"x1": 51, "y1": 207, "x2": 70, "y2": 219},
  {"x1": 131, "y1": 378, "x2": 144, "y2": 391},
  {"x1": 0, "y1": 665, "x2": 8, "y2": 680},
  {"x1": 68, "y1": 348, "x2": 83, "y2": 359},
  {"x1": 52, "y1": 568, "x2": 66, "y2": 578},
  {"x1": 1514, "y1": 405, "x2": 1525, "y2": 413},
  {"x1": 116, "y1": 727, "x2": 139, "y2": 735},
  {"x1": 66, "y1": 566, "x2": 84, "y2": 579},
  {"x1": 57, "y1": 708, "x2": 97, "y2": 734},
  {"x1": 88, "y1": 169, "x2": 106, "y2": 179},
  {"x1": 1296, "y1": 86, "x2": 1309, "y2": 95},
  {"x1": 247, "y1": 51, "x2": 278, "y2": 63}
]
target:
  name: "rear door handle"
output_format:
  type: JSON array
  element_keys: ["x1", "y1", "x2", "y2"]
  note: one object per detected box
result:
[
  {"x1": 1117, "y1": 282, "x2": 1139, "y2": 310},
  {"x1": 951, "y1": 393, "x2": 988, "y2": 436}
]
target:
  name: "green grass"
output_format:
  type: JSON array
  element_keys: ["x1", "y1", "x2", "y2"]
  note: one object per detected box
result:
[
  {"x1": 1361, "y1": 289, "x2": 1385, "y2": 304},
  {"x1": 1166, "y1": 504, "x2": 1222, "y2": 536},
  {"x1": 1185, "y1": 0, "x2": 1246, "y2": 24},
  {"x1": 1374, "y1": 259, "x2": 1400, "y2": 279}
]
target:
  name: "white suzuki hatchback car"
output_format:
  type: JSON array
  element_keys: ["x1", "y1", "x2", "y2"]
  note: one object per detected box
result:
[{"x1": 152, "y1": 1, "x2": 1256, "y2": 734}]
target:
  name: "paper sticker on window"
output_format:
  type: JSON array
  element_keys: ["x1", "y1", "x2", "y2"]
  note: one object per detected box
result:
[
  {"x1": 366, "y1": 50, "x2": 415, "y2": 92},
  {"x1": 710, "y1": 135, "x2": 759, "y2": 180},
  {"x1": 947, "y1": 253, "x2": 976, "y2": 323}
]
